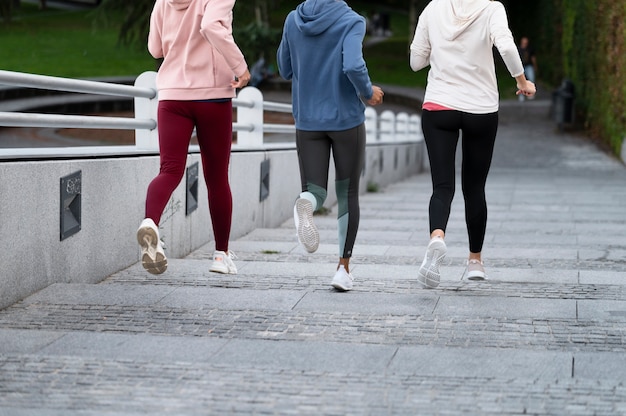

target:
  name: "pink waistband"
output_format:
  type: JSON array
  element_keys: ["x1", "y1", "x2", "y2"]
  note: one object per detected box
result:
[{"x1": 422, "y1": 102, "x2": 454, "y2": 111}]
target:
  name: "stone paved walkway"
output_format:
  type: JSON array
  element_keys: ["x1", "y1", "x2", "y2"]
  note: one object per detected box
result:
[{"x1": 1, "y1": 106, "x2": 625, "y2": 415}]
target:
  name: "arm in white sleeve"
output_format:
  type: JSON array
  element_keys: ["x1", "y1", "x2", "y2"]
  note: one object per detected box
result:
[
  {"x1": 409, "y1": 11, "x2": 431, "y2": 72},
  {"x1": 490, "y1": 3, "x2": 524, "y2": 77}
]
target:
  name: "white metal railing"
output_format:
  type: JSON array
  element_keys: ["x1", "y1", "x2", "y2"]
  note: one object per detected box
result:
[{"x1": 0, "y1": 70, "x2": 422, "y2": 158}]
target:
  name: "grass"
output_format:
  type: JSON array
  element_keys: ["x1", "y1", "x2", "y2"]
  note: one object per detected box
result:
[
  {"x1": 0, "y1": 4, "x2": 155, "y2": 77},
  {"x1": 364, "y1": 38, "x2": 425, "y2": 88},
  {"x1": 366, "y1": 181, "x2": 380, "y2": 193},
  {"x1": 313, "y1": 206, "x2": 331, "y2": 216}
]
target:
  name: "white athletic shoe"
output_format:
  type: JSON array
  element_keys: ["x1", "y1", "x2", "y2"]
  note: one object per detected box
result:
[
  {"x1": 293, "y1": 198, "x2": 319, "y2": 253},
  {"x1": 210, "y1": 250, "x2": 238, "y2": 274},
  {"x1": 417, "y1": 237, "x2": 447, "y2": 288},
  {"x1": 467, "y1": 259, "x2": 487, "y2": 280},
  {"x1": 136, "y1": 218, "x2": 167, "y2": 275},
  {"x1": 331, "y1": 265, "x2": 354, "y2": 292}
]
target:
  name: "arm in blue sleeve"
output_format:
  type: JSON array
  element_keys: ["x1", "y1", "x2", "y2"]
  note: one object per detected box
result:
[
  {"x1": 342, "y1": 18, "x2": 373, "y2": 100},
  {"x1": 277, "y1": 16, "x2": 293, "y2": 80}
]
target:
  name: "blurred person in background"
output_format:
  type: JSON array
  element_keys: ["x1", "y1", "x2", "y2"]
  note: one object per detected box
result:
[{"x1": 518, "y1": 36, "x2": 538, "y2": 100}]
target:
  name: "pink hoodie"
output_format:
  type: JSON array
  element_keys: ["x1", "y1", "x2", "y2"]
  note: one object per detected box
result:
[{"x1": 148, "y1": 0, "x2": 248, "y2": 101}]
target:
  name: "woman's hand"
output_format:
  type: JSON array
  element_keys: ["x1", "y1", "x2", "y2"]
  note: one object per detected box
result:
[
  {"x1": 516, "y1": 80, "x2": 536, "y2": 97},
  {"x1": 232, "y1": 69, "x2": 251, "y2": 89},
  {"x1": 367, "y1": 85, "x2": 384, "y2": 106}
]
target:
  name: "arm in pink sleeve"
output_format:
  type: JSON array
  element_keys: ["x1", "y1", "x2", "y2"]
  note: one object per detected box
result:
[
  {"x1": 200, "y1": 0, "x2": 248, "y2": 77},
  {"x1": 147, "y1": 2, "x2": 164, "y2": 59}
]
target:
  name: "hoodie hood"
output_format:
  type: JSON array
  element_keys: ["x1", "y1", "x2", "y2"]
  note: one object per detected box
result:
[
  {"x1": 167, "y1": 0, "x2": 192, "y2": 11},
  {"x1": 295, "y1": 0, "x2": 351, "y2": 36},
  {"x1": 438, "y1": 0, "x2": 491, "y2": 40}
]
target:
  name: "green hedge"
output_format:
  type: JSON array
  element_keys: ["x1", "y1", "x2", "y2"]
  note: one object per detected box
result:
[{"x1": 517, "y1": 0, "x2": 626, "y2": 155}]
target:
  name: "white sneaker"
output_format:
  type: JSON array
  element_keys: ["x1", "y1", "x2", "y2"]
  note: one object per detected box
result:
[
  {"x1": 467, "y1": 259, "x2": 487, "y2": 280},
  {"x1": 136, "y1": 218, "x2": 167, "y2": 275},
  {"x1": 294, "y1": 198, "x2": 319, "y2": 253},
  {"x1": 331, "y1": 265, "x2": 354, "y2": 291},
  {"x1": 210, "y1": 250, "x2": 238, "y2": 274},
  {"x1": 417, "y1": 237, "x2": 447, "y2": 288}
]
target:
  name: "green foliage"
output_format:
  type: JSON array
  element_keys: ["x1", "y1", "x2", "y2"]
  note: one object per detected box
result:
[
  {"x1": 94, "y1": 0, "x2": 153, "y2": 48},
  {"x1": 0, "y1": 0, "x2": 13, "y2": 23},
  {"x1": 580, "y1": 2, "x2": 626, "y2": 154},
  {"x1": 535, "y1": 1, "x2": 626, "y2": 154},
  {"x1": 313, "y1": 206, "x2": 331, "y2": 216},
  {"x1": 364, "y1": 38, "x2": 419, "y2": 87},
  {"x1": 366, "y1": 182, "x2": 380, "y2": 193},
  {"x1": 233, "y1": 21, "x2": 281, "y2": 63}
]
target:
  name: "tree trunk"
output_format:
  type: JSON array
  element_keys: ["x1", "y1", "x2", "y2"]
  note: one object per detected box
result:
[
  {"x1": 40, "y1": 0, "x2": 46, "y2": 10},
  {"x1": 255, "y1": 0, "x2": 269, "y2": 27},
  {"x1": 1, "y1": 0, "x2": 13, "y2": 23},
  {"x1": 409, "y1": 0, "x2": 418, "y2": 43}
]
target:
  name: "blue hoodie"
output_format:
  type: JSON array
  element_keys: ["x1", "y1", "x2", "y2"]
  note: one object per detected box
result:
[{"x1": 277, "y1": 0, "x2": 374, "y2": 131}]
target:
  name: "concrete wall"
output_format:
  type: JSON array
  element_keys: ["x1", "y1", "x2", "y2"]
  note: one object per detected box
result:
[{"x1": 0, "y1": 141, "x2": 424, "y2": 309}]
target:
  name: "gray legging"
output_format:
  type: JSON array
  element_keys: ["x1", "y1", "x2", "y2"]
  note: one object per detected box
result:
[{"x1": 296, "y1": 123, "x2": 366, "y2": 258}]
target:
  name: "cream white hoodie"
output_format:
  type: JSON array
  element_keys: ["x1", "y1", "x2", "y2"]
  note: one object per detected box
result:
[
  {"x1": 410, "y1": 0, "x2": 524, "y2": 113},
  {"x1": 148, "y1": 0, "x2": 248, "y2": 101}
]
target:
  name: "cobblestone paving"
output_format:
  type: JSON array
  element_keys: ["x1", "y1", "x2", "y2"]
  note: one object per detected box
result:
[
  {"x1": 186, "y1": 251, "x2": 626, "y2": 271},
  {"x1": 1, "y1": 111, "x2": 626, "y2": 415},
  {"x1": 0, "y1": 304, "x2": 624, "y2": 352},
  {"x1": 1, "y1": 355, "x2": 625, "y2": 415},
  {"x1": 104, "y1": 278, "x2": 626, "y2": 300}
]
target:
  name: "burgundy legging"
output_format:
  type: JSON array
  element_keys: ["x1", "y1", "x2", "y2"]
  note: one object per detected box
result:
[
  {"x1": 145, "y1": 100, "x2": 233, "y2": 252},
  {"x1": 421, "y1": 109, "x2": 498, "y2": 254}
]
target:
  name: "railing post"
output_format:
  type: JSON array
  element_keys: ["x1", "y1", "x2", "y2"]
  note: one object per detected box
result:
[
  {"x1": 134, "y1": 71, "x2": 159, "y2": 151},
  {"x1": 364, "y1": 106, "x2": 378, "y2": 142},
  {"x1": 236, "y1": 87, "x2": 264, "y2": 147},
  {"x1": 410, "y1": 114, "x2": 423, "y2": 142},
  {"x1": 396, "y1": 112, "x2": 409, "y2": 142},
  {"x1": 380, "y1": 110, "x2": 395, "y2": 142}
]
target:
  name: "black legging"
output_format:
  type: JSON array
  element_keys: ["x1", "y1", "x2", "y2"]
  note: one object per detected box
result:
[
  {"x1": 421, "y1": 110, "x2": 498, "y2": 253},
  {"x1": 296, "y1": 124, "x2": 366, "y2": 258}
]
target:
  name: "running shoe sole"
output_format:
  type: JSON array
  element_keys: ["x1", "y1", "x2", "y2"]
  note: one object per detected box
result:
[
  {"x1": 331, "y1": 266, "x2": 354, "y2": 291},
  {"x1": 294, "y1": 198, "x2": 319, "y2": 253},
  {"x1": 417, "y1": 239, "x2": 446, "y2": 288},
  {"x1": 209, "y1": 262, "x2": 237, "y2": 274},
  {"x1": 209, "y1": 263, "x2": 229, "y2": 274},
  {"x1": 467, "y1": 270, "x2": 487, "y2": 281},
  {"x1": 210, "y1": 251, "x2": 237, "y2": 274},
  {"x1": 137, "y1": 226, "x2": 167, "y2": 275},
  {"x1": 331, "y1": 280, "x2": 353, "y2": 292}
]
